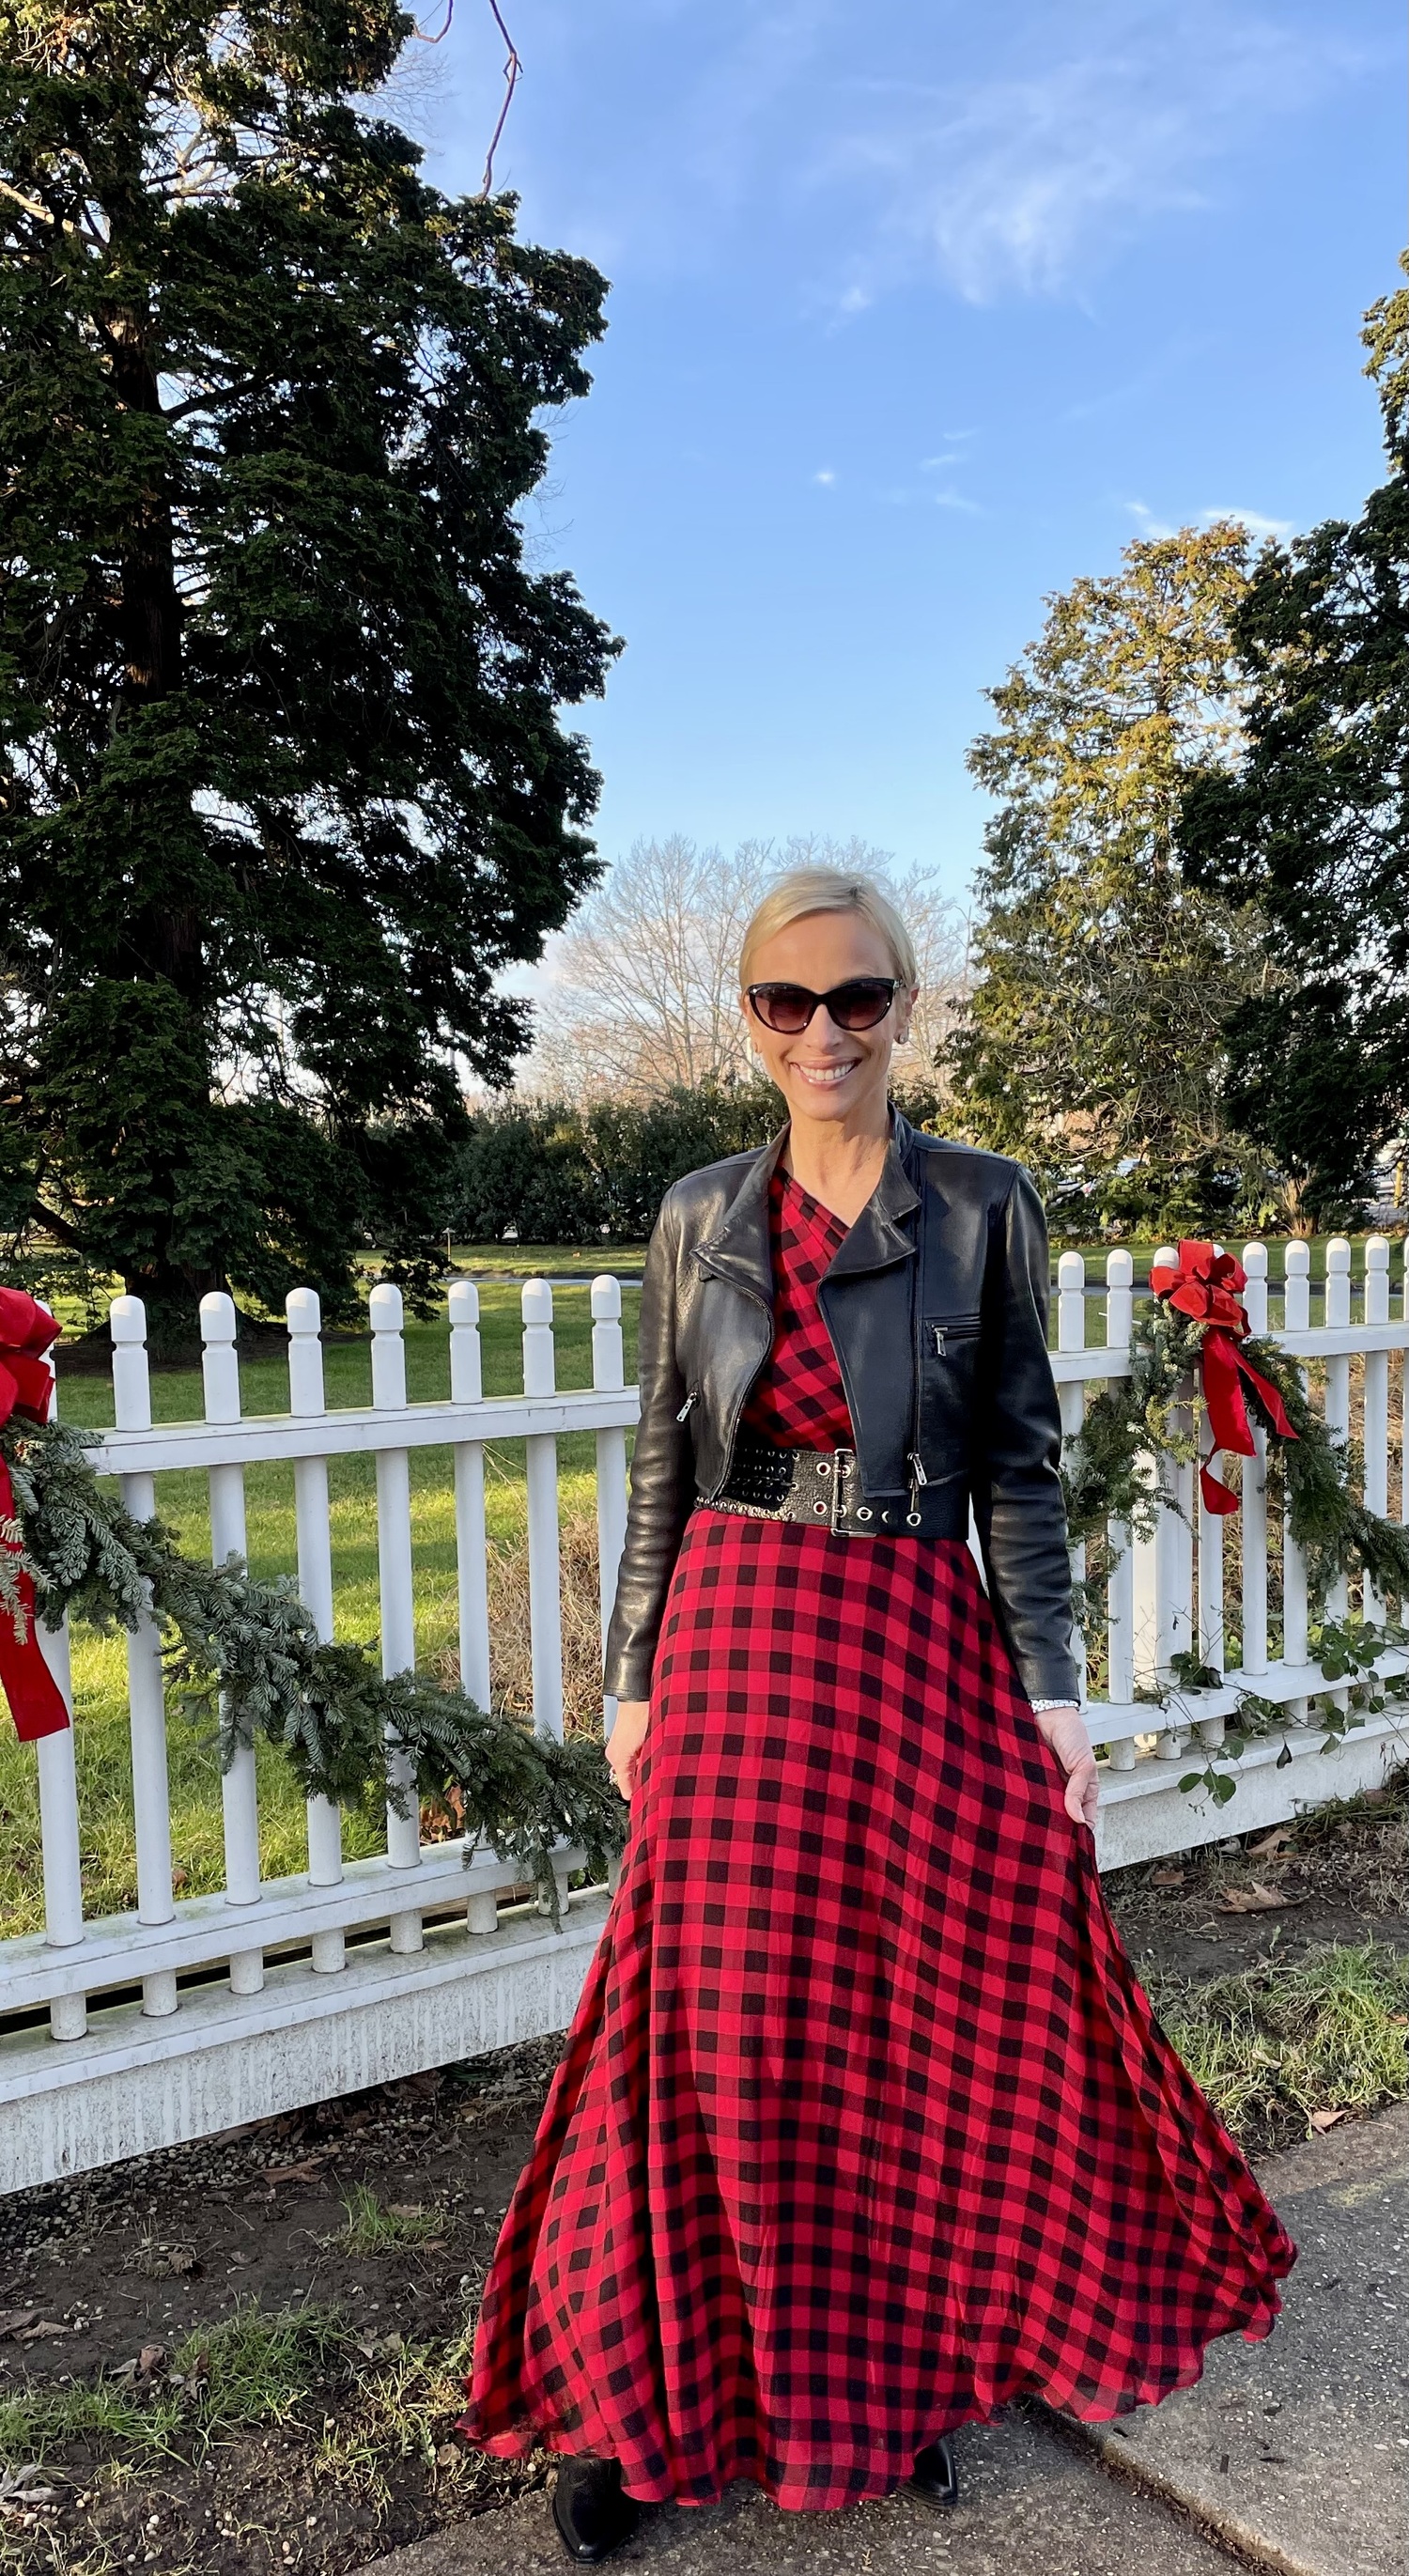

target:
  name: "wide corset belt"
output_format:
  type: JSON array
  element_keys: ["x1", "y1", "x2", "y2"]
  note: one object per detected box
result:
[{"x1": 704, "y1": 1434, "x2": 953, "y2": 1538}]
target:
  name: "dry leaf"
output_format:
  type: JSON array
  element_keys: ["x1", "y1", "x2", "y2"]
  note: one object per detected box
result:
[
  {"x1": 263, "y1": 2157, "x2": 329, "y2": 2185},
  {"x1": 1151, "y1": 1867, "x2": 1184, "y2": 1886},
  {"x1": 0, "y1": 2312, "x2": 39, "y2": 2341},
  {"x1": 1216, "y1": 1883, "x2": 1297, "y2": 1913},
  {"x1": 16, "y1": 2320, "x2": 68, "y2": 2343},
  {"x1": 136, "y1": 2344, "x2": 166, "y2": 2377},
  {"x1": 435, "y1": 2442, "x2": 460, "y2": 2468},
  {"x1": 1247, "y1": 1825, "x2": 1293, "y2": 1856},
  {"x1": 1308, "y1": 2109, "x2": 1347, "y2": 2134}
]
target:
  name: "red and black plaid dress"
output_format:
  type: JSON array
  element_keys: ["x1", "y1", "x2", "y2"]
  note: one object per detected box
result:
[{"x1": 461, "y1": 1172, "x2": 1295, "y2": 2509}]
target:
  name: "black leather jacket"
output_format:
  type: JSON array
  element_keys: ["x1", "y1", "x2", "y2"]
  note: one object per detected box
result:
[{"x1": 602, "y1": 1113, "x2": 1080, "y2": 1710}]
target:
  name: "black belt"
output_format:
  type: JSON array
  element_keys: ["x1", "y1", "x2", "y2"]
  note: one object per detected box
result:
[{"x1": 704, "y1": 1435, "x2": 937, "y2": 1537}]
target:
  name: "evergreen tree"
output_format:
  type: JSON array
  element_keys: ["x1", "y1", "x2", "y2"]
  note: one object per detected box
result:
[
  {"x1": 1182, "y1": 264, "x2": 1409, "y2": 1226},
  {"x1": 0, "y1": 2, "x2": 618, "y2": 1327},
  {"x1": 946, "y1": 524, "x2": 1269, "y2": 1236}
]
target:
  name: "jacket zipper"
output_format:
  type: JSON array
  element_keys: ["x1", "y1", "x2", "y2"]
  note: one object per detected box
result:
[{"x1": 676, "y1": 1389, "x2": 697, "y2": 1422}]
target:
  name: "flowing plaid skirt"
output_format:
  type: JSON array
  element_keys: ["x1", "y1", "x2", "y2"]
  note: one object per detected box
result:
[{"x1": 460, "y1": 1518, "x2": 1295, "y2": 2510}]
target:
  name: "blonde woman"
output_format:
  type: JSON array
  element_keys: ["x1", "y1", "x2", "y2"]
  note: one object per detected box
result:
[{"x1": 461, "y1": 871, "x2": 1294, "y2": 2562}]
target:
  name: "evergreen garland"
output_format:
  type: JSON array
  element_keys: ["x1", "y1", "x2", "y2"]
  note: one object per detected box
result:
[
  {"x1": 1060, "y1": 1291, "x2": 1409, "y2": 1771},
  {"x1": 1061, "y1": 1297, "x2": 1409, "y2": 1603},
  {"x1": 4, "y1": 1419, "x2": 627, "y2": 1919}
]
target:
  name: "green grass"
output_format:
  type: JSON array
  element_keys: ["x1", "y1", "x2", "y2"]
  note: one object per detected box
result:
[
  {"x1": 1152, "y1": 1941, "x2": 1409, "y2": 2140},
  {"x1": 326, "y1": 2186, "x2": 446, "y2": 2257},
  {"x1": 0, "y1": 1292, "x2": 640, "y2": 1937},
  {"x1": 0, "y1": 2302, "x2": 350, "y2": 2466}
]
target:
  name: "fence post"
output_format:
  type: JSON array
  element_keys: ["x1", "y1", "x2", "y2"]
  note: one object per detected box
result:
[
  {"x1": 201, "y1": 1293, "x2": 264, "y2": 1997},
  {"x1": 1282, "y1": 1240, "x2": 1311, "y2": 1723},
  {"x1": 1363, "y1": 1237, "x2": 1390, "y2": 1626},
  {"x1": 109, "y1": 1296, "x2": 178, "y2": 2020},
  {"x1": 449, "y1": 1280, "x2": 498, "y2": 1938},
  {"x1": 1103, "y1": 1250, "x2": 1137, "y2": 1768},
  {"x1": 287, "y1": 1288, "x2": 344, "y2": 1975},
  {"x1": 1056, "y1": 1253, "x2": 1088, "y2": 1706},
  {"x1": 449, "y1": 1281, "x2": 491, "y2": 1712},
  {"x1": 36, "y1": 1322, "x2": 86, "y2": 2039},
  {"x1": 370, "y1": 1282, "x2": 422, "y2": 1956},
  {"x1": 1152, "y1": 1247, "x2": 1193, "y2": 1757},
  {"x1": 1323, "y1": 1240, "x2": 1353, "y2": 1720},
  {"x1": 522, "y1": 1280, "x2": 565, "y2": 1746},
  {"x1": 1236, "y1": 1245, "x2": 1269, "y2": 1691},
  {"x1": 593, "y1": 1278, "x2": 628, "y2": 1740}
]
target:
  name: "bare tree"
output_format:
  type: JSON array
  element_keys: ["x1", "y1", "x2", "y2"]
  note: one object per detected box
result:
[{"x1": 516, "y1": 835, "x2": 972, "y2": 1101}]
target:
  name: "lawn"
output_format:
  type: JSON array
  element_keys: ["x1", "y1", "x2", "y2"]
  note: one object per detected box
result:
[{"x1": 0, "y1": 1287, "x2": 641, "y2": 1940}]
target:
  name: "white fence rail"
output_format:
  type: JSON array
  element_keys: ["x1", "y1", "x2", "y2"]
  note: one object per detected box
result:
[{"x1": 2, "y1": 1241, "x2": 1406, "y2": 2191}]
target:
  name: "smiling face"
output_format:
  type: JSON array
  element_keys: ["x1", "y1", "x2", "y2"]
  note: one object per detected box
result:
[{"x1": 741, "y1": 908, "x2": 916, "y2": 1136}]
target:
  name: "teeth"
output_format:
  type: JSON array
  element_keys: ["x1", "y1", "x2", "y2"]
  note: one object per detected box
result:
[{"x1": 796, "y1": 1063, "x2": 856, "y2": 1084}]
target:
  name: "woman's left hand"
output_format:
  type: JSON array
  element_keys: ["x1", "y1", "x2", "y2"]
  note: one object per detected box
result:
[{"x1": 1033, "y1": 1703, "x2": 1099, "y2": 1829}]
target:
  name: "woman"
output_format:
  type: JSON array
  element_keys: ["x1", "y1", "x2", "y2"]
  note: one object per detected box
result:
[{"x1": 461, "y1": 870, "x2": 1295, "y2": 2564}]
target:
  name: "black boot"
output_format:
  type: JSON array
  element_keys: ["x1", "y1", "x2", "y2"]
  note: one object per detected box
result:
[
  {"x1": 910, "y1": 2436, "x2": 959, "y2": 2510},
  {"x1": 551, "y1": 2456, "x2": 641, "y2": 2565}
]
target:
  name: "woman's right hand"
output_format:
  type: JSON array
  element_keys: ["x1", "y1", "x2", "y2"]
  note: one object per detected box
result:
[{"x1": 607, "y1": 1699, "x2": 651, "y2": 1802}]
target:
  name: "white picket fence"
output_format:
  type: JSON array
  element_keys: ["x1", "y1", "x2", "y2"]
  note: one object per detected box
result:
[{"x1": 1, "y1": 1239, "x2": 1406, "y2": 2192}]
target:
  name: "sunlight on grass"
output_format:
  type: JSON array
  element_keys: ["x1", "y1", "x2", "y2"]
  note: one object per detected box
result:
[
  {"x1": 324, "y1": 2184, "x2": 446, "y2": 2257},
  {"x1": 0, "y1": 2303, "x2": 350, "y2": 2466},
  {"x1": 1152, "y1": 1941, "x2": 1409, "y2": 2139},
  {"x1": 0, "y1": 1292, "x2": 636, "y2": 1937}
]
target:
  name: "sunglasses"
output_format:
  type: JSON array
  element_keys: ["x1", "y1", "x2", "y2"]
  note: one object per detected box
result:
[{"x1": 745, "y1": 977, "x2": 899, "y2": 1035}]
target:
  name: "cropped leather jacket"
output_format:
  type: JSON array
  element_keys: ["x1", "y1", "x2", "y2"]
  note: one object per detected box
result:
[{"x1": 602, "y1": 1113, "x2": 1080, "y2": 1711}]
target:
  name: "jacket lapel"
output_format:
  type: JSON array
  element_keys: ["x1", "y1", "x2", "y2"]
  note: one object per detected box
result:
[
  {"x1": 694, "y1": 1113, "x2": 922, "y2": 1299},
  {"x1": 692, "y1": 1127, "x2": 788, "y2": 1305},
  {"x1": 825, "y1": 1117, "x2": 921, "y2": 1278}
]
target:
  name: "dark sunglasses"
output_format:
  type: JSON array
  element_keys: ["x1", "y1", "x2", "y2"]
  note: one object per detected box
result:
[{"x1": 745, "y1": 977, "x2": 898, "y2": 1035}]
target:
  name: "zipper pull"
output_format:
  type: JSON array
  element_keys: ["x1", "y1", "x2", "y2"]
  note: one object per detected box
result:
[
  {"x1": 676, "y1": 1389, "x2": 698, "y2": 1422},
  {"x1": 931, "y1": 1325, "x2": 947, "y2": 1358},
  {"x1": 907, "y1": 1451, "x2": 929, "y2": 1487}
]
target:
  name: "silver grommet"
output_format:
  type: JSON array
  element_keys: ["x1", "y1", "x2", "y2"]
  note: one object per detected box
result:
[
  {"x1": 816, "y1": 1460, "x2": 828, "y2": 1477},
  {"x1": 813, "y1": 1499, "x2": 828, "y2": 1514},
  {"x1": 857, "y1": 1506, "x2": 873, "y2": 1522},
  {"x1": 881, "y1": 1510, "x2": 893, "y2": 1525},
  {"x1": 906, "y1": 1511, "x2": 922, "y2": 1528}
]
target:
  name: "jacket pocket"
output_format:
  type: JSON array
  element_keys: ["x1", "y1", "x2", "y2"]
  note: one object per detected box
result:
[
  {"x1": 918, "y1": 1313, "x2": 983, "y2": 1471},
  {"x1": 923, "y1": 1311, "x2": 982, "y2": 1359}
]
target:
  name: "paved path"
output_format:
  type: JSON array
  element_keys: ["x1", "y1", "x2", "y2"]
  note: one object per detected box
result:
[{"x1": 359, "y1": 2105, "x2": 1409, "y2": 2576}]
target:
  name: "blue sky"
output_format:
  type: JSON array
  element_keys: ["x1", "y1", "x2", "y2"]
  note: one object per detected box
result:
[{"x1": 404, "y1": 0, "x2": 1403, "y2": 904}]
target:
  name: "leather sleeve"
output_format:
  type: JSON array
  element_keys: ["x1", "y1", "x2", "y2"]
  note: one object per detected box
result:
[
  {"x1": 969, "y1": 1171, "x2": 1081, "y2": 1706},
  {"x1": 602, "y1": 1192, "x2": 695, "y2": 1701}
]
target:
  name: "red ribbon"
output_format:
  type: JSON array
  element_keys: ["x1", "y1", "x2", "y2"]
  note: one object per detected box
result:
[
  {"x1": 0, "y1": 1288, "x2": 70, "y2": 1741},
  {"x1": 1149, "y1": 1240, "x2": 1297, "y2": 1517}
]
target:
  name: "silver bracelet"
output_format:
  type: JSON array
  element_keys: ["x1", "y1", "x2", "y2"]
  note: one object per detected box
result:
[{"x1": 1029, "y1": 1696, "x2": 1081, "y2": 1715}]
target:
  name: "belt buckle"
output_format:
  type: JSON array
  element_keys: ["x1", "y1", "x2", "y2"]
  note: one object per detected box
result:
[{"x1": 829, "y1": 1447, "x2": 856, "y2": 1535}]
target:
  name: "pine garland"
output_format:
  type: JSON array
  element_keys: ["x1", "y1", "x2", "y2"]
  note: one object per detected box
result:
[
  {"x1": 1060, "y1": 1292, "x2": 1409, "y2": 1758},
  {"x1": 4, "y1": 1418, "x2": 627, "y2": 1917},
  {"x1": 1061, "y1": 1297, "x2": 1409, "y2": 1602}
]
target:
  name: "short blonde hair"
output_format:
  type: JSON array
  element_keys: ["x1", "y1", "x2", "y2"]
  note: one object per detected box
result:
[{"x1": 739, "y1": 868, "x2": 918, "y2": 991}]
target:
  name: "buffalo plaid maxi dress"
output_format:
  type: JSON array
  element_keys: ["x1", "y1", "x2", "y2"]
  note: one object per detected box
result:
[{"x1": 461, "y1": 1171, "x2": 1295, "y2": 2509}]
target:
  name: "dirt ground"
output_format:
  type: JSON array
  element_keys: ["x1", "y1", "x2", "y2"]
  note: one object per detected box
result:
[{"x1": 2, "y1": 1785, "x2": 1406, "y2": 2576}]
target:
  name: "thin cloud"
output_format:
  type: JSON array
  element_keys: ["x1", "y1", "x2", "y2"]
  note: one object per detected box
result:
[
  {"x1": 815, "y1": 6, "x2": 1370, "y2": 306},
  {"x1": 1200, "y1": 504, "x2": 1295, "y2": 539},
  {"x1": 813, "y1": 467, "x2": 838, "y2": 485}
]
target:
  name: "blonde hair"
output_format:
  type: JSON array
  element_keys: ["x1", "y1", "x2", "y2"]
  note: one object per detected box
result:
[{"x1": 739, "y1": 868, "x2": 918, "y2": 991}]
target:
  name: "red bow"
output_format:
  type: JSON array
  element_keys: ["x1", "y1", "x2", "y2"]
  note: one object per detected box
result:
[
  {"x1": 1149, "y1": 1240, "x2": 1297, "y2": 1516},
  {"x1": 0, "y1": 1288, "x2": 70, "y2": 1741}
]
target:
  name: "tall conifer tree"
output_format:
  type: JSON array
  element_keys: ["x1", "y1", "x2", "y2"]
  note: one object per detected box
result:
[
  {"x1": 946, "y1": 525, "x2": 1266, "y2": 1236},
  {"x1": 0, "y1": 2, "x2": 618, "y2": 1324}
]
